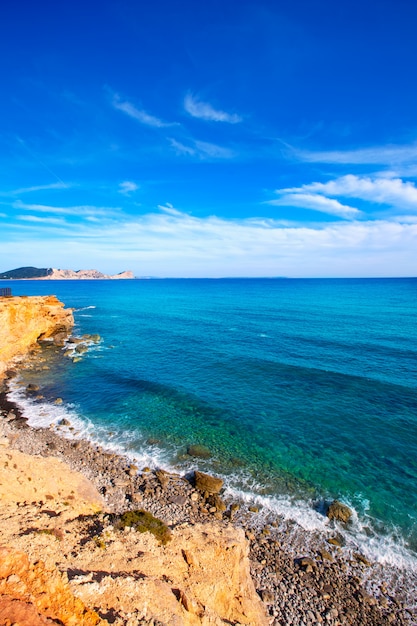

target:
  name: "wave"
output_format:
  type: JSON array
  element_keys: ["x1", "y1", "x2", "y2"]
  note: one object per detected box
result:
[{"x1": 73, "y1": 305, "x2": 97, "y2": 312}]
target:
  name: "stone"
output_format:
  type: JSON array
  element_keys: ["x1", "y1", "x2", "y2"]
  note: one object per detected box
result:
[
  {"x1": 155, "y1": 469, "x2": 169, "y2": 488},
  {"x1": 353, "y1": 552, "x2": 372, "y2": 567},
  {"x1": 128, "y1": 464, "x2": 138, "y2": 477},
  {"x1": 211, "y1": 494, "x2": 227, "y2": 512},
  {"x1": 299, "y1": 557, "x2": 316, "y2": 572},
  {"x1": 327, "y1": 536, "x2": 343, "y2": 547},
  {"x1": 187, "y1": 444, "x2": 212, "y2": 459},
  {"x1": 228, "y1": 502, "x2": 240, "y2": 519},
  {"x1": 194, "y1": 471, "x2": 224, "y2": 494},
  {"x1": 326, "y1": 500, "x2": 352, "y2": 523},
  {"x1": 319, "y1": 548, "x2": 334, "y2": 561},
  {"x1": 260, "y1": 589, "x2": 275, "y2": 603},
  {"x1": 26, "y1": 383, "x2": 40, "y2": 392}
]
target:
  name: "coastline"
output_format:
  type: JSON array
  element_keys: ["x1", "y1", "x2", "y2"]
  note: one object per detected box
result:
[{"x1": 1, "y1": 368, "x2": 415, "y2": 625}]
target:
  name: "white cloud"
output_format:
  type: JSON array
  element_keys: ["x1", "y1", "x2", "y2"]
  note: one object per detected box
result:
[
  {"x1": 112, "y1": 94, "x2": 174, "y2": 128},
  {"x1": 184, "y1": 94, "x2": 242, "y2": 123},
  {"x1": 119, "y1": 181, "x2": 139, "y2": 195},
  {"x1": 168, "y1": 138, "x2": 196, "y2": 156},
  {"x1": 388, "y1": 215, "x2": 417, "y2": 224},
  {"x1": 0, "y1": 182, "x2": 68, "y2": 196},
  {"x1": 269, "y1": 192, "x2": 361, "y2": 219},
  {"x1": 194, "y1": 140, "x2": 235, "y2": 159},
  {"x1": 293, "y1": 142, "x2": 417, "y2": 165},
  {"x1": 13, "y1": 201, "x2": 124, "y2": 218},
  {"x1": 17, "y1": 215, "x2": 67, "y2": 225},
  {"x1": 157, "y1": 203, "x2": 183, "y2": 216},
  {"x1": 272, "y1": 175, "x2": 417, "y2": 223},
  {"x1": 3, "y1": 206, "x2": 417, "y2": 277},
  {"x1": 168, "y1": 137, "x2": 235, "y2": 159},
  {"x1": 289, "y1": 175, "x2": 417, "y2": 210}
]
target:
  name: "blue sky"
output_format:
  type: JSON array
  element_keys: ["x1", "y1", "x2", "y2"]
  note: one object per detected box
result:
[{"x1": 1, "y1": 0, "x2": 417, "y2": 277}]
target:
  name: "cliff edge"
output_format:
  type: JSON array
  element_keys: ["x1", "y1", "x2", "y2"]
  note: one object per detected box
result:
[{"x1": 0, "y1": 295, "x2": 74, "y2": 379}]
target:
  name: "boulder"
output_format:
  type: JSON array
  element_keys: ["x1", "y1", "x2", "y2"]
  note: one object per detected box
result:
[
  {"x1": 326, "y1": 500, "x2": 352, "y2": 523},
  {"x1": 194, "y1": 471, "x2": 224, "y2": 494}
]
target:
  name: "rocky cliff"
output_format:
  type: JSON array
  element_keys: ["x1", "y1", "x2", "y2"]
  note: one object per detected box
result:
[
  {"x1": 0, "y1": 295, "x2": 74, "y2": 379},
  {"x1": 39, "y1": 269, "x2": 134, "y2": 280},
  {"x1": 0, "y1": 435, "x2": 268, "y2": 626}
]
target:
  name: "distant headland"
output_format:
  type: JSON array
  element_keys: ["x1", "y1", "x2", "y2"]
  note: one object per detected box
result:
[{"x1": 0, "y1": 266, "x2": 134, "y2": 280}]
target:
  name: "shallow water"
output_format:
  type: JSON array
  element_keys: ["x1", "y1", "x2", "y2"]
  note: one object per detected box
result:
[{"x1": 3, "y1": 277, "x2": 417, "y2": 568}]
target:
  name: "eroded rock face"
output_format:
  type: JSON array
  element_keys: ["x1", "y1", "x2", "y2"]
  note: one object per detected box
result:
[
  {"x1": 67, "y1": 522, "x2": 269, "y2": 626},
  {"x1": 0, "y1": 295, "x2": 74, "y2": 379},
  {"x1": 0, "y1": 445, "x2": 104, "y2": 515},
  {"x1": 0, "y1": 547, "x2": 107, "y2": 626}
]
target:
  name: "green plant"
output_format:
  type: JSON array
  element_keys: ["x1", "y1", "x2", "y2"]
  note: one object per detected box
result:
[{"x1": 113, "y1": 509, "x2": 171, "y2": 545}]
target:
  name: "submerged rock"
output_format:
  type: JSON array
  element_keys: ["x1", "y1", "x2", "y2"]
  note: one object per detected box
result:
[
  {"x1": 26, "y1": 384, "x2": 40, "y2": 392},
  {"x1": 187, "y1": 444, "x2": 211, "y2": 459}
]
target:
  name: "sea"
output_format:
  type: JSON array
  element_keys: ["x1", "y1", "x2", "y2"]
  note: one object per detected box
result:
[{"x1": 2, "y1": 277, "x2": 417, "y2": 581}]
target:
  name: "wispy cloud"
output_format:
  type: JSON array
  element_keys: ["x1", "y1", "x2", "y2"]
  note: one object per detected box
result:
[
  {"x1": 292, "y1": 175, "x2": 417, "y2": 209},
  {"x1": 13, "y1": 201, "x2": 124, "y2": 218},
  {"x1": 168, "y1": 137, "x2": 235, "y2": 159},
  {"x1": 3, "y1": 206, "x2": 417, "y2": 277},
  {"x1": 292, "y1": 142, "x2": 417, "y2": 165},
  {"x1": 157, "y1": 203, "x2": 184, "y2": 216},
  {"x1": 269, "y1": 192, "x2": 361, "y2": 219},
  {"x1": 119, "y1": 181, "x2": 139, "y2": 195},
  {"x1": 0, "y1": 182, "x2": 68, "y2": 196},
  {"x1": 112, "y1": 93, "x2": 174, "y2": 128},
  {"x1": 168, "y1": 138, "x2": 197, "y2": 156},
  {"x1": 184, "y1": 94, "x2": 242, "y2": 123},
  {"x1": 270, "y1": 174, "x2": 417, "y2": 221},
  {"x1": 17, "y1": 214, "x2": 67, "y2": 225}
]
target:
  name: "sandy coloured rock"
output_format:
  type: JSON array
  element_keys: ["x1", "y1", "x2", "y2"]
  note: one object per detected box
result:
[{"x1": 0, "y1": 295, "x2": 74, "y2": 379}]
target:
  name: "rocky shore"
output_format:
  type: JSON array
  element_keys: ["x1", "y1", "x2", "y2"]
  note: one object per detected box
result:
[
  {"x1": 0, "y1": 304, "x2": 416, "y2": 625},
  {"x1": 1, "y1": 380, "x2": 416, "y2": 625}
]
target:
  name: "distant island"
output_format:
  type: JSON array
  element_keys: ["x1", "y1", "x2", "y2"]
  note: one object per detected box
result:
[{"x1": 0, "y1": 266, "x2": 134, "y2": 280}]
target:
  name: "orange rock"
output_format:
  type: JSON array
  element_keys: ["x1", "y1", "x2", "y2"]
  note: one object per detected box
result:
[
  {"x1": 0, "y1": 295, "x2": 74, "y2": 379},
  {"x1": 0, "y1": 546, "x2": 107, "y2": 626}
]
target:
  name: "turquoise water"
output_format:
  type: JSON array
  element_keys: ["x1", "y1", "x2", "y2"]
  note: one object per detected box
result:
[{"x1": 3, "y1": 278, "x2": 417, "y2": 561}]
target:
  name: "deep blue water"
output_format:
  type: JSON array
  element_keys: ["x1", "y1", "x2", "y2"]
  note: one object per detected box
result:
[{"x1": 3, "y1": 277, "x2": 417, "y2": 564}]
